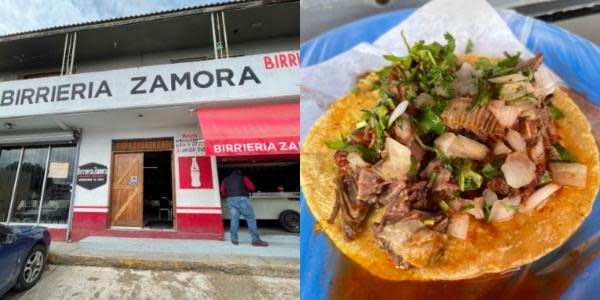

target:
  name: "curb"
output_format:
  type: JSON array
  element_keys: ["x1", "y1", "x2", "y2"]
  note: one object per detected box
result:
[{"x1": 47, "y1": 253, "x2": 300, "y2": 278}]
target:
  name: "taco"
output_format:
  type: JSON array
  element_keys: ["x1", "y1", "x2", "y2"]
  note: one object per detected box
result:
[{"x1": 300, "y1": 33, "x2": 599, "y2": 280}]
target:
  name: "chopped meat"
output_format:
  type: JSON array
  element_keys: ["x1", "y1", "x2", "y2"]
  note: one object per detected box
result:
[
  {"x1": 407, "y1": 181, "x2": 438, "y2": 211},
  {"x1": 349, "y1": 127, "x2": 376, "y2": 148},
  {"x1": 517, "y1": 118, "x2": 540, "y2": 142},
  {"x1": 373, "y1": 210, "x2": 447, "y2": 269},
  {"x1": 378, "y1": 179, "x2": 406, "y2": 205},
  {"x1": 518, "y1": 53, "x2": 543, "y2": 72},
  {"x1": 377, "y1": 197, "x2": 411, "y2": 226},
  {"x1": 432, "y1": 168, "x2": 459, "y2": 193},
  {"x1": 432, "y1": 216, "x2": 449, "y2": 233},
  {"x1": 420, "y1": 160, "x2": 458, "y2": 193},
  {"x1": 356, "y1": 168, "x2": 384, "y2": 203},
  {"x1": 330, "y1": 175, "x2": 373, "y2": 241},
  {"x1": 486, "y1": 177, "x2": 511, "y2": 197},
  {"x1": 442, "y1": 98, "x2": 505, "y2": 141},
  {"x1": 408, "y1": 140, "x2": 426, "y2": 164},
  {"x1": 334, "y1": 151, "x2": 352, "y2": 176}
]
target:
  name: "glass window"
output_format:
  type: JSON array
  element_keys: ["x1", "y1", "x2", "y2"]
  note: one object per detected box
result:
[
  {"x1": 9, "y1": 147, "x2": 49, "y2": 223},
  {"x1": 0, "y1": 148, "x2": 21, "y2": 222},
  {"x1": 39, "y1": 146, "x2": 76, "y2": 224}
]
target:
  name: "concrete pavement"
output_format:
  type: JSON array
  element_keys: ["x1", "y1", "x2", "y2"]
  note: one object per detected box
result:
[
  {"x1": 2, "y1": 265, "x2": 299, "y2": 300},
  {"x1": 47, "y1": 229, "x2": 299, "y2": 278}
]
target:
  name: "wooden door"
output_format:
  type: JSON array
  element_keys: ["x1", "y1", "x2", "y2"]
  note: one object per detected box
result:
[{"x1": 110, "y1": 153, "x2": 143, "y2": 227}]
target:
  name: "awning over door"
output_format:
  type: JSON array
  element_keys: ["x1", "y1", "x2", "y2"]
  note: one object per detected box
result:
[{"x1": 196, "y1": 103, "x2": 299, "y2": 156}]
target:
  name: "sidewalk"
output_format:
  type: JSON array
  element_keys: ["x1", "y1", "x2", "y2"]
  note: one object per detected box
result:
[{"x1": 47, "y1": 230, "x2": 299, "y2": 278}]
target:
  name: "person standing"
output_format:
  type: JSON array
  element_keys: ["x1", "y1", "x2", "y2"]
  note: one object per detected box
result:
[{"x1": 221, "y1": 169, "x2": 269, "y2": 247}]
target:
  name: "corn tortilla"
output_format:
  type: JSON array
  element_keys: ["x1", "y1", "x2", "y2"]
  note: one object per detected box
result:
[{"x1": 300, "y1": 63, "x2": 600, "y2": 281}]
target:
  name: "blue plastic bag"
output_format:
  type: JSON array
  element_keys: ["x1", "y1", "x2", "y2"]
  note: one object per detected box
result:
[{"x1": 301, "y1": 8, "x2": 600, "y2": 300}]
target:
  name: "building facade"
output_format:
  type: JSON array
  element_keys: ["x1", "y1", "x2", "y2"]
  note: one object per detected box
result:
[{"x1": 0, "y1": 0, "x2": 300, "y2": 241}]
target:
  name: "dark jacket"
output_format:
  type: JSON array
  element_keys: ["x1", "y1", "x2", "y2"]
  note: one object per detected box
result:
[{"x1": 221, "y1": 173, "x2": 256, "y2": 197}]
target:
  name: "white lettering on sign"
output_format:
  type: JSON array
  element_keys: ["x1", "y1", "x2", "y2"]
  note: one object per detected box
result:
[
  {"x1": 213, "y1": 141, "x2": 299, "y2": 154},
  {"x1": 0, "y1": 51, "x2": 299, "y2": 119}
]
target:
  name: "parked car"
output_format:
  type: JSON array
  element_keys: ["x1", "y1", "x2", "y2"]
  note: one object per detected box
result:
[
  {"x1": 0, "y1": 224, "x2": 51, "y2": 296},
  {"x1": 222, "y1": 192, "x2": 300, "y2": 233}
]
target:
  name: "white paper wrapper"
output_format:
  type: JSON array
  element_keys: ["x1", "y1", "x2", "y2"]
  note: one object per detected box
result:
[{"x1": 300, "y1": 0, "x2": 561, "y2": 142}]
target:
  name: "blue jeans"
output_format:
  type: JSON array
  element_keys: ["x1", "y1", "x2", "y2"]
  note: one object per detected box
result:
[{"x1": 227, "y1": 196, "x2": 260, "y2": 242}]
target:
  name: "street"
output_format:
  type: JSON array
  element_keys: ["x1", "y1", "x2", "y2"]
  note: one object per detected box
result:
[{"x1": 2, "y1": 265, "x2": 299, "y2": 300}]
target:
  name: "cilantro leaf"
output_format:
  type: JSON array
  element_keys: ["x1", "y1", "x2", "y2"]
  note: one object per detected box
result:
[
  {"x1": 465, "y1": 39, "x2": 473, "y2": 54},
  {"x1": 415, "y1": 108, "x2": 446, "y2": 135},
  {"x1": 455, "y1": 159, "x2": 483, "y2": 191},
  {"x1": 552, "y1": 142, "x2": 576, "y2": 162},
  {"x1": 460, "y1": 204, "x2": 475, "y2": 212},
  {"x1": 481, "y1": 162, "x2": 501, "y2": 179},
  {"x1": 469, "y1": 78, "x2": 490, "y2": 111},
  {"x1": 325, "y1": 138, "x2": 376, "y2": 161},
  {"x1": 548, "y1": 102, "x2": 566, "y2": 120},
  {"x1": 539, "y1": 170, "x2": 552, "y2": 185}
]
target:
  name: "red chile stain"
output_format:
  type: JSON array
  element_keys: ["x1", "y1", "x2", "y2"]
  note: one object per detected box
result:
[{"x1": 327, "y1": 235, "x2": 600, "y2": 300}]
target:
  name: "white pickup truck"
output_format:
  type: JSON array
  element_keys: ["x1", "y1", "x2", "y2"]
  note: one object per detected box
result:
[{"x1": 221, "y1": 192, "x2": 300, "y2": 233}]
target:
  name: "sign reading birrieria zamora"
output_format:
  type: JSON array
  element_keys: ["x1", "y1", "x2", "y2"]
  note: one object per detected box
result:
[{"x1": 0, "y1": 0, "x2": 300, "y2": 243}]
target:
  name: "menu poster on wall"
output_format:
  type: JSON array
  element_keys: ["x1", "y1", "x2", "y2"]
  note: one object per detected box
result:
[
  {"x1": 48, "y1": 162, "x2": 70, "y2": 179},
  {"x1": 175, "y1": 133, "x2": 205, "y2": 156},
  {"x1": 77, "y1": 162, "x2": 108, "y2": 190}
]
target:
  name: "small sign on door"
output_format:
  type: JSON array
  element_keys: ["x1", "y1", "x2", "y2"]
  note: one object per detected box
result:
[{"x1": 130, "y1": 175, "x2": 138, "y2": 185}]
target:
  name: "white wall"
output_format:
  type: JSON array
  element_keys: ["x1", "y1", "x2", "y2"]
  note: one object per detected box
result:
[{"x1": 74, "y1": 126, "x2": 221, "y2": 211}]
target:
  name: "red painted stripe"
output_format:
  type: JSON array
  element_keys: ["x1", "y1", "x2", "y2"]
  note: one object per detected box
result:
[
  {"x1": 176, "y1": 206, "x2": 222, "y2": 210},
  {"x1": 74, "y1": 205, "x2": 109, "y2": 209}
]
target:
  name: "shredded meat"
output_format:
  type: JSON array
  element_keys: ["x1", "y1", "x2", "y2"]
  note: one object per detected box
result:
[
  {"x1": 442, "y1": 98, "x2": 505, "y2": 141},
  {"x1": 377, "y1": 197, "x2": 411, "y2": 226},
  {"x1": 356, "y1": 168, "x2": 384, "y2": 203},
  {"x1": 334, "y1": 151, "x2": 352, "y2": 176},
  {"x1": 378, "y1": 179, "x2": 406, "y2": 205},
  {"x1": 407, "y1": 181, "x2": 438, "y2": 211},
  {"x1": 349, "y1": 127, "x2": 376, "y2": 148},
  {"x1": 420, "y1": 160, "x2": 458, "y2": 193},
  {"x1": 518, "y1": 118, "x2": 539, "y2": 142},
  {"x1": 486, "y1": 177, "x2": 511, "y2": 196},
  {"x1": 518, "y1": 53, "x2": 544, "y2": 72},
  {"x1": 330, "y1": 175, "x2": 373, "y2": 240}
]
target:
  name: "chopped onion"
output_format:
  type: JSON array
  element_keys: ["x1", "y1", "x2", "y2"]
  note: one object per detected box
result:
[
  {"x1": 501, "y1": 151, "x2": 536, "y2": 188},
  {"x1": 499, "y1": 81, "x2": 535, "y2": 101},
  {"x1": 381, "y1": 137, "x2": 412, "y2": 180},
  {"x1": 413, "y1": 93, "x2": 434, "y2": 109},
  {"x1": 549, "y1": 162, "x2": 587, "y2": 188},
  {"x1": 520, "y1": 183, "x2": 561, "y2": 214},
  {"x1": 388, "y1": 100, "x2": 409, "y2": 127},
  {"x1": 466, "y1": 197, "x2": 485, "y2": 219},
  {"x1": 448, "y1": 213, "x2": 470, "y2": 240},
  {"x1": 453, "y1": 63, "x2": 479, "y2": 96},
  {"x1": 493, "y1": 141, "x2": 512, "y2": 155},
  {"x1": 488, "y1": 73, "x2": 527, "y2": 84},
  {"x1": 489, "y1": 196, "x2": 521, "y2": 222},
  {"x1": 347, "y1": 152, "x2": 371, "y2": 168},
  {"x1": 482, "y1": 189, "x2": 498, "y2": 205},
  {"x1": 529, "y1": 137, "x2": 544, "y2": 163},
  {"x1": 488, "y1": 101, "x2": 523, "y2": 128},
  {"x1": 505, "y1": 129, "x2": 526, "y2": 152},
  {"x1": 435, "y1": 133, "x2": 489, "y2": 160}
]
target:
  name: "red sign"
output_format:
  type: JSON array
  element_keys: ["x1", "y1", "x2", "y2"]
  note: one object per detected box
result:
[
  {"x1": 178, "y1": 157, "x2": 213, "y2": 189},
  {"x1": 196, "y1": 103, "x2": 299, "y2": 157}
]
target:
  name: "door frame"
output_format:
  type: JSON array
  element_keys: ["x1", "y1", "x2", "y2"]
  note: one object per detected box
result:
[{"x1": 108, "y1": 138, "x2": 177, "y2": 230}]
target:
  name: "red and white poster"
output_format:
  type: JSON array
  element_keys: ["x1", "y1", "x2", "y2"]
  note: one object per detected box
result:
[{"x1": 178, "y1": 156, "x2": 213, "y2": 189}]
